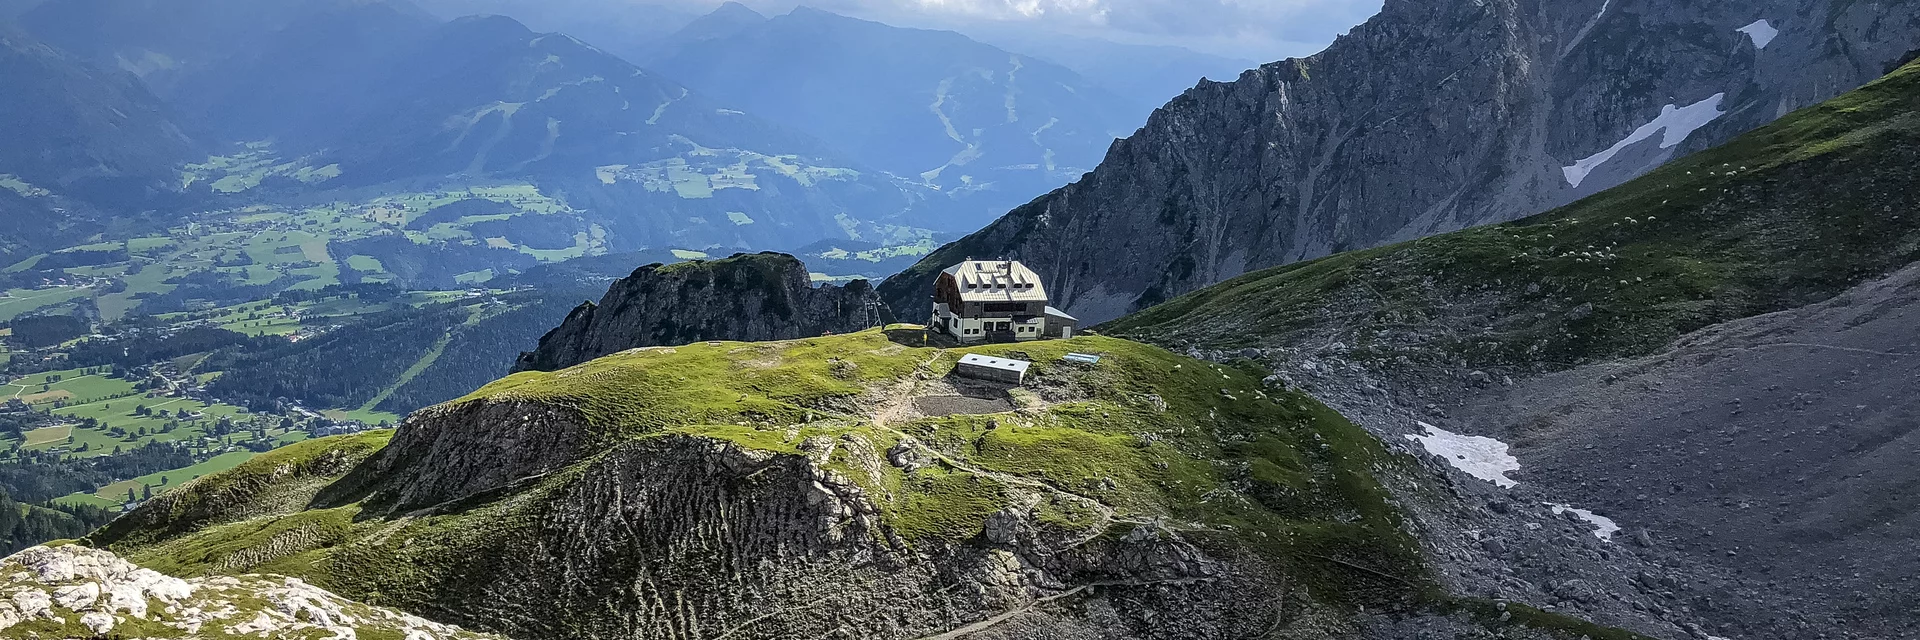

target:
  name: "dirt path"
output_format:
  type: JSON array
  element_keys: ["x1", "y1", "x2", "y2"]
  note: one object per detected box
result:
[
  {"x1": 871, "y1": 348, "x2": 947, "y2": 430},
  {"x1": 866, "y1": 350, "x2": 1134, "y2": 550},
  {"x1": 910, "y1": 577, "x2": 1214, "y2": 640}
]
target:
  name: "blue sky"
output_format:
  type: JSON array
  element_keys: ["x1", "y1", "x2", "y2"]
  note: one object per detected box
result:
[{"x1": 697, "y1": 0, "x2": 1384, "y2": 61}]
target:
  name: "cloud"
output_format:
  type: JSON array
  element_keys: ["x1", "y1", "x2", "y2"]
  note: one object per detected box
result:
[
  {"x1": 904, "y1": 0, "x2": 1109, "y2": 21},
  {"x1": 694, "y1": 0, "x2": 1382, "y2": 60}
]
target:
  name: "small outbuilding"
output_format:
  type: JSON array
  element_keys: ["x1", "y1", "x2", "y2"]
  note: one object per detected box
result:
[
  {"x1": 955, "y1": 354, "x2": 1031, "y2": 385},
  {"x1": 1043, "y1": 306, "x2": 1078, "y2": 339}
]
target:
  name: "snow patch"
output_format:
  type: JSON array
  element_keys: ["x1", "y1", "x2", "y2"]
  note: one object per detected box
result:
[
  {"x1": 1738, "y1": 19, "x2": 1778, "y2": 49},
  {"x1": 1560, "y1": 0, "x2": 1612, "y2": 59},
  {"x1": 1549, "y1": 503, "x2": 1621, "y2": 541},
  {"x1": 1562, "y1": 93, "x2": 1726, "y2": 188},
  {"x1": 1404, "y1": 422, "x2": 1520, "y2": 488}
]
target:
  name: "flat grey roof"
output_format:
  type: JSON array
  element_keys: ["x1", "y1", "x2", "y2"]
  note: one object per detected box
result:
[{"x1": 957, "y1": 354, "x2": 1031, "y2": 373}]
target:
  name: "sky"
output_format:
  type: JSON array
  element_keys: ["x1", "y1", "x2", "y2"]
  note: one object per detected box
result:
[{"x1": 688, "y1": 0, "x2": 1383, "y2": 61}]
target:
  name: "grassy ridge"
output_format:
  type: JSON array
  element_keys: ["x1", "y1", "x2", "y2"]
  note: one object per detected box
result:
[
  {"x1": 88, "y1": 430, "x2": 393, "y2": 554},
  {"x1": 85, "y1": 329, "x2": 1667, "y2": 638},
  {"x1": 1107, "y1": 60, "x2": 1920, "y2": 367},
  {"x1": 107, "y1": 330, "x2": 1431, "y2": 612}
]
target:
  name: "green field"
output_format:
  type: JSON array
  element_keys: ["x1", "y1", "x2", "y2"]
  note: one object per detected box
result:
[
  {"x1": 71, "y1": 450, "x2": 259, "y2": 506},
  {"x1": 0, "y1": 286, "x2": 94, "y2": 322},
  {"x1": 144, "y1": 289, "x2": 497, "y2": 340},
  {"x1": 3, "y1": 369, "x2": 125, "y2": 405},
  {"x1": 4, "y1": 176, "x2": 606, "y2": 322},
  {"x1": 21, "y1": 424, "x2": 72, "y2": 447},
  {"x1": 2, "y1": 368, "x2": 285, "y2": 459},
  {"x1": 321, "y1": 408, "x2": 402, "y2": 426}
]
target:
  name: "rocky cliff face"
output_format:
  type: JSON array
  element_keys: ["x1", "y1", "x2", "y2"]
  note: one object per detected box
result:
[
  {"x1": 514, "y1": 252, "x2": 886, "y2": 372},
  {"x1": 881, "y1": 0, "x2": 1920, "y2": 324}
]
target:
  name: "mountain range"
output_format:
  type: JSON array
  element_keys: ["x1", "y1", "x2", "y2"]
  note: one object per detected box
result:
[
  {"x1": 0, "y1": 22, "x2": 197, "y2": 257},
  {"x1": 5, "y1": 1, "x2": 1920, "y2": 638},
  {"x1": 60, "y1": 58, "x2": 1920, "y2": 637},
  {"x1": 411, "y1": 0, "x2": 701, "y2": 59},
  {"x1": 637, "y1": 4, "x2": 1140, "y2": 229},
  {"x1": 1, "y1": 0, "x2": 1260, "y2": 267},
  {"x1": 0, "y1": 22, "x2": 194, "y2": 198},
  {"x1": 964, "y1": 27, "x2": 1256, "y2": 119},
  {"x1": 6, "y1": 0, "x2": 953, "y2": 257},
  {"x1": 881, "y1": 0, "x2": 1920, "y2": 324}
]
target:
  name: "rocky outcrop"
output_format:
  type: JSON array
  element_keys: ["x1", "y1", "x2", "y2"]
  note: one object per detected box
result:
[
  {"x1": 514, "y1": 252, "x2": 886, "y2": 372},
  {"x1": 315, "y1": 400, "x2": 601, "y2": 513},
  {"x1": 0, "y1": 544, "x2": 499, "y2": 639},
  {"x1": 328, "y1": 432, "x2": 1266, "y2": 640},
  {"x1": 880, "y1": 0, "x2": 1920, "y2": 324}
]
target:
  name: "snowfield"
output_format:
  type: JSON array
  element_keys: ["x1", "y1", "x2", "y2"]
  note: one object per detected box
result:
[
  {"x1": 1562, "y1": 93, "x2": 1726, "y2": 188},
  {"x1": 1404, "y1": 421, "x2": 1521, "y2": 488}
]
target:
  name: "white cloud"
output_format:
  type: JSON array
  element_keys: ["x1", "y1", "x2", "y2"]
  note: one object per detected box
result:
[
  {"x1": 687, "y1": 0, "x2": 1382, "y2": 60},
  {"x1": 907, "y1": 0, "x2": 1109, "y2": 21}
]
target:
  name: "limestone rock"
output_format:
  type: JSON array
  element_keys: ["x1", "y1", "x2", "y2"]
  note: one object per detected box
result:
[
  {"x1": 0, "y1": 544, "x2": 499, "y2": 638},
  {"x1": 514, "y1": 252, "x2": 886, "y2": 372}
]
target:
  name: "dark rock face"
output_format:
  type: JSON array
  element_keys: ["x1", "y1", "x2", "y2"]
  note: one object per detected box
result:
[
  {"x1": 880, "y1": 0, "x2": 1920, "y2": 324},
  {"x1": 513, "y1": 252, "x2": 885, "y2": 372}
]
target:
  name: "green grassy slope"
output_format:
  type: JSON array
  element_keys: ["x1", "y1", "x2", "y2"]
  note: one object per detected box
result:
[
  {"x1": 84, "y1": 329, "x2": 1653, "y2": 638},
  {"x1": 1106, "y1": 60, "x2": 1920, "y2": 367},
  {"x1": 86, "y1": 431, "x2": 392, "y2": 553},
  {"x1": 87, "y1": 333, "x2": 1406, "y2": 624}
]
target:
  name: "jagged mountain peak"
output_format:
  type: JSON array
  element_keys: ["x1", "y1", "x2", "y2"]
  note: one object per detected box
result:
[
  {"x1": 708, "y1": 0, "x2": 764, "y2": 21},
  {"x1": 671, "y1": 0, "x2": 766, "y2": 39},
  {"x1": 879, "y1": 0, "x2": 1920, "y2": 325}
]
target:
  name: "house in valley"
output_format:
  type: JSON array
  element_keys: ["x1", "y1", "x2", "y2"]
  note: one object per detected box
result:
[{"x1": 929, "y1": 260, "x2": 1077, "y2": 344}]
